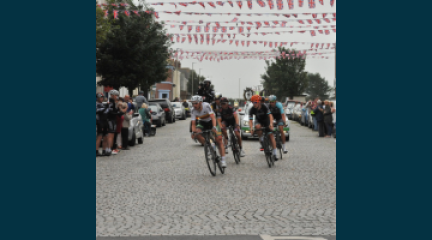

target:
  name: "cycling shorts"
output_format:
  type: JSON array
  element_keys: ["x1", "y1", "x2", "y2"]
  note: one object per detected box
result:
[{"x1": 221, "y1": 118, "x2": 240, "y2": 132}]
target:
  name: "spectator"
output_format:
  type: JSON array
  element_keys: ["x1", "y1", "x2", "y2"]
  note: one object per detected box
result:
[
  {"x1": 121, "y1": 103, "x2": 133, "y2": 150},
  {"x1": 112, "y1": 99, "x2": 126, "y2": 155},
  {"x1": 105, "y1": 90, "x2": 121, "y2": 156},
  {"x1": 311, "y1": 97, "x2": 319, "y2": 131},
  {"x1": 139, "y1": 103, "x2": 152, "y2": 137},
  {"x1": 135, "y1": 91, "x2": 148, "y2": 109},
  {"x1": 96, "y1": 93, "x2": 108, "y2": 156},
  {"x1": 124, "y1": 95, "x2": 135, "y2": 113},
  {"x1": 314, "y1": 100, "x2": 325, "y2": 137},
  {"x1": 323, "y1": 100, "x2": 334, "y2": 138}
]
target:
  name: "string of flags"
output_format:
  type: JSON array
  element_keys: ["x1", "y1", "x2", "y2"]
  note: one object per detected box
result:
[
  {"x1": 170, "y1": 33, "x2": 335, "y2": 45},
  {"x1": 97, "y1": 0, "x2": 336, "y2": 10},
  {"x1": 169, "y1": 50, "x2": 335, "y2": 62},
  {"x1": 166, "y1": 24, "x2": 336, "y2": 32},
  {"x1": 163, "y1": 18, "x2": 335, "y2": 26},
  {"x1": 97, "y1": 7, "x2": 336, "y2": 19}
]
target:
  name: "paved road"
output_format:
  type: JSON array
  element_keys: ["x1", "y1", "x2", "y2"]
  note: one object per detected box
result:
[{"x1": 96, "y1": 118, "x2": 336, "y2": 238}]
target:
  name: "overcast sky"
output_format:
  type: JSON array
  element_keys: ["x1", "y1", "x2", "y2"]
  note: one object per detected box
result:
[{"x1": 134, "y1": 0, "x2": 336, "y2": 98}]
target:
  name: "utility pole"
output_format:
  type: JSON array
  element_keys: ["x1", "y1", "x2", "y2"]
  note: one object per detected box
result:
[{"x1": 191, "y1": 62, "x2": 197, "y2": 96}]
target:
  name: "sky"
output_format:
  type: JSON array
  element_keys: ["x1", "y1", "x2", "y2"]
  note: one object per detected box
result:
[{"x1": 133, "y1": 0, "x2": 336, "y2": 98}]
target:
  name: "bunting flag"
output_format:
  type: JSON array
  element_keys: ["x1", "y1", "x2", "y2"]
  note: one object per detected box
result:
[
  {"x1": 199, "y1": 2, "x2": 205, "y2": 8},
  {"x1": 319, "y1": 0, "x2": 323, "y2": 5},
  {"x1": 124, "y1": 10, "x2": 130, "y2": 17},
  {"x1": 228, "y1": 1, "x2": 234, "y2": 7},
  {"x1": 298, "y1": 0, "x2": 303, "y2": 7},
  {"x1": 237, "y1": 1, "x2": 243, "y2": 8},
  {"x1": 132, "y1": 10, "x2": 140, "y2": 16},
  {"x1": 208, "y1": 1, "x2": 216, "y2": 7},
  {"x1": 331, "y1": 0, "x2": 335, "y2": 7},
  {"x1": 257, "y1": 0, "x2": 266, "y2": 7},
  {"x1": 256, "y1": 21, "x2": 262, "y2": 29},
  {"x1": 276, "y1": 0, "x2": 283, "y2": 10},
  {"x1": 188, "y1": 25, "x2": 193, "y2": 32},
  {"x1": 103, "y1": 10, "x2": 108, "y2": 18},
  {"x1": 267, "y1": 0, "x2": 274, "y2": 9},
  {"x1": 196, "y1": 26, "x2": 201, "y2": 32},
  {"x1": 310, "y1": 30, "x2": 316, "y2": 36},
  {"x1": 288, "y1": 0, "x2": 294, "y2": 9},
  {"x1": 154, "y1": 12, "x2": 159, "y2": 19},
  {"x1": 113, "y1": 10, "x2": 119, "y2": 19},
  {"x1": 216, "y1": 1, "x2": 225, "y2": 6},
  {"x1": 247, "y1": 0, "x2": 253, "y2": 9},
  {"x1": 308, "y1": 0, "x2": 315, "y2": 8}
]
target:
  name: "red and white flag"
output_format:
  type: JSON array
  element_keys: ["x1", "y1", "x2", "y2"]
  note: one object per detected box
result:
[
  {"x1": 257, "y1": 0, "x2": 266, "y2": 7},
  {"x1": 237, "y1": 1, "x2": 243, "y2": 8},
  {"x1": 298, "y1": 0, "x2": 303, "y2": 7},
  {"x1": 208, "y1": 2, "x2": 216, "y2": 8},
  {"x1": 247, "y1": 0, "x2": 253, "y2": 9},
  {"x1": 267, "y1": 0, "x2": 274, "y2": 9},
  {"x1": 288, "y1": 0, "x2": 294, "y2": 9}
]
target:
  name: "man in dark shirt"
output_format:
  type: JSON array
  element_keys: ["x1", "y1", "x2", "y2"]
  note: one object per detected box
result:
[
  {"x1": 248, "y1": 95, "x2": 278, "y2": 160},
  {"x1": 217, "y1": 97, "x2": 245, "y2": 157}
]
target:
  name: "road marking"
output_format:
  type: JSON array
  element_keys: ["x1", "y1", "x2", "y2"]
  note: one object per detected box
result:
[{"x1": 260, "y1": 235, "x2": 328, "y2": 240}]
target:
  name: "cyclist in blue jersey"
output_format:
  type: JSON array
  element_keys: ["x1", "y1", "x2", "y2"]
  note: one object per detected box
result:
[{"x1": 268, "y1": 95, "x2": 288, "y2": 154}]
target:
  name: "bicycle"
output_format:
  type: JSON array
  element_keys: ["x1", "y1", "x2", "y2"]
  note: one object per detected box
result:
[
  {"x1": 197, "y1": 130, "x2": 225, "y2": 176},
  {"x1": 273, "y1": 125, "x2": 284, "y2": 161},
  {"x1": 254, "y1": 128, "x2": 276, "y2": 168},
  {"x1": 227, "y1": 126, "x2": 241, "y2": 164}
]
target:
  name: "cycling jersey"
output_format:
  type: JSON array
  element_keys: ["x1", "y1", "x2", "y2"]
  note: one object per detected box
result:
[
  {"x1": 249, "y1": 103, "x2": 271, "y2": 126},
  {"x1": 216, "y1": 105, "x2": 237, "y2": 121},
  {"x1": 268, "y1": 102, "x2": 284, "y2": 121},
  {"x1": 191, "y1": 102, "x2": 214, "y2": 122}
]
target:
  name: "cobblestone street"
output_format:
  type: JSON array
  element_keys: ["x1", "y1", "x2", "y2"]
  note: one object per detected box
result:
[{"x1": 96, "y1": 119, "x2": 336, "y2": 238}]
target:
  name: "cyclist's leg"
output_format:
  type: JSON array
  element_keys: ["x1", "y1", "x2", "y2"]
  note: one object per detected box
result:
[
  {"x1": 193, "y1": 122, "x2": 206, "y2": 145},
  {"x1": 277, "y1": 119, "x2": 286, "y2": 144},
  {"x1": 220, "y1": 121, "x2": 229, "y2": 146}
]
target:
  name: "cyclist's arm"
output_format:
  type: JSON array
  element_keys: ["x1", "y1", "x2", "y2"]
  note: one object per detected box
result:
[
  {"x1": 277, "y1": 102, "x2": 286, "y2": 125},
  {"x1": 211, "y1": 113, "x2": 217, "y2": 129}
]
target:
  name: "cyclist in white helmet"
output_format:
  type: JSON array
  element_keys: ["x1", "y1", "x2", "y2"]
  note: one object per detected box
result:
[{"x1": 190, "y1": 95, "x2": 227, "y2": 168}]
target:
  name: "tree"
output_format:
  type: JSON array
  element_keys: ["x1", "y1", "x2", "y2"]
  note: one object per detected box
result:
[
  {"x1": 187, "y1": 70, "x2": 205, "y2": 95},
  {"x1": 260, "y1": 47, "x2": 308, "y2": 101},
  {"x1": 305, "y1": 73, "x2": 333, "y2": 101},
  {"x1": 96, "y1": 0, "x2": 171, "y2": 96},
  {"x1": 96, "y1": 1, "x2": 111, "y2": 48}
]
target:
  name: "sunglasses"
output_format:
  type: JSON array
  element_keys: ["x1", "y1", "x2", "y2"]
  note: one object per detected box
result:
[{"x1": 192, "y1": 102, "x2": 199, "y2": 105}]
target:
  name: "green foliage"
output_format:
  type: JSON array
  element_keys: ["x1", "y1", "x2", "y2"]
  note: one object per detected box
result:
[
  {"x1": 96, "y1": 1, "x2": 111, "y2": 48},
  {"x1": 96, "y1": 0, "x2": 172, "y2": 95},
  {"x1": 187, "y1": 70, "x2": 205, "y2": 95},
  {"x1": 305, "y1": 73, "x2": 333, "y2": 101},
  {"x1": 260, "y1": 47, "x2": 308, "y2": 101}
]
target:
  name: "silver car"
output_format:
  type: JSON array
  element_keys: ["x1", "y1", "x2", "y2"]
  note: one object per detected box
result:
[
  {"x1": 148, "y1": 103, "x2": 166, "y2": 127},
  {"x1": 171, "y1": 102, "x2": 186, "y2": 120},
  {"x1": 128, "y1": 112, "x2": 144, "y2": 146}
]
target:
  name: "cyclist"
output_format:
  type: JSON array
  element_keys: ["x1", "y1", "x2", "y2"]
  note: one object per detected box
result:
[
  {"x1": 248, "y1": 95, "x2": 278, "y2": 161},
  {"x1": 199, "y1": 78, "x2": 215, "y2": 104},
  {"x1": 268, "y1": 95, "x2": 288, "y2": 154},
  {"x1": 190, "y1": 96, "x2": 227, "y2": 168},
  {"x1": 217, "y1": 97, "x2": 246, "y2": 157}
]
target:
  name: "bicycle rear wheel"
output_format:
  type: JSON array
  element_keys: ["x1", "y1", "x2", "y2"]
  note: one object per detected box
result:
[
  {"x1": 204, "y1": 143, "x2": 217, "y2": 176},
  {"x1": 276, "y1": 133, "x2": 283, "y2": 160},
  {"x1": 230, "y1": 131, "x2": 241, "y2": 164},
  {"x1": 263, "y1": 137, "x2": 273, "y2": 168}
]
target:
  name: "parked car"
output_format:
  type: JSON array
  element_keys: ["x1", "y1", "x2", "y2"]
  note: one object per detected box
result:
[
  {"x1": 148, "y1": 103, "x2": 166, "y2": 127},
  {"x1": 148, "y1": 98, "x2": 176, "y2": 123},
  {"x1": 239, "y1": 102, "x2": 290, "y2": 141},
  {"x1": 172, "y1": 102, "x2": 187, "y2": 120},
  {"x1": 292, "y1": 103, "x2": 302, "y2": 121},
  {"x1": 284, "y1": 101, "x2": 297, "y2": 120},
  {"x1": 128, "y1": 112, "x2": 144, "y2": 146}
]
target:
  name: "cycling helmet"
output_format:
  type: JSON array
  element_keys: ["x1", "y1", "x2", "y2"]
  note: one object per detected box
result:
[
  {"x1": 250, "y1": 95, "x2": 261, "y2": 103},
  {"x1": 215, "y1": 92, "x2": 222, "y2": 100},
  {"x1": 269, "y1": 95, "x2": 277, "y2": 102},
  {"x1": 109, "y1": 90, "x2": 119, "y2": 96},
  {"x1": 220, "y1": 97, "x2": 229, "y2": 103},
  {"x1": 191, "y1": 95, "x2": 203, "y2": 102},
  {"x1": 203, "y1": 78, "x2": 211, "y2": 84}
]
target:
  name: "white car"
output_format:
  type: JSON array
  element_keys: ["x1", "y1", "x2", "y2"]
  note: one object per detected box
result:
[{"x1": 171, "y1": 102, "x2": 186, "y2": 120}]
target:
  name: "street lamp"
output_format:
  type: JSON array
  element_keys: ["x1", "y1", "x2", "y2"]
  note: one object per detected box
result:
[{"x1": 191, "y1": 62, "x2": 197, "y2": 96}]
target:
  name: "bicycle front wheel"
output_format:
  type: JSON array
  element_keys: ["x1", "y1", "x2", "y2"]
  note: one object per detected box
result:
[
  {"x1": 231, "y1": 134, "x2": 241, "y2": 164},
  {"x1": 204, "y1": 143, "x2": 217, "y2": 176}
]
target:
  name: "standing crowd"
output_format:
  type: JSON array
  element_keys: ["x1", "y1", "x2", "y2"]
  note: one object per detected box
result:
[
  {"x1": 307, "y1": 98, "x2": 336, "y2": 138},
  {"x1": 96, "y1": 90, "x2": 150, "y2": 156}
]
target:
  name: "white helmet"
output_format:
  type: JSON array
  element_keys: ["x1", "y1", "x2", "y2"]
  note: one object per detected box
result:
[
  {"x1": 215, "y1": 92, "x2": 222, "y2": 100},
  {"x1": 203, "y1": 78, "x2": 211, "y2": 84},
  {"x1": 109, "y1": 90, "x2": 119, "y2": 96},
  {"x1": 191, "y1": 95, "x2": 203, "y2": 102}
]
